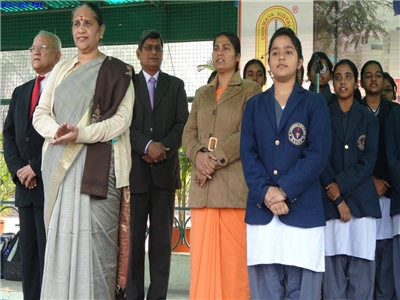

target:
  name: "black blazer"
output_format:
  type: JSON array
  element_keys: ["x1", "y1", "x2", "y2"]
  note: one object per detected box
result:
[
  {"x1": 3, "y1": 79, "x2": 45, "y2": 207},
  {"x1": 385, "y1": 106, "x2": 400, "y2": 216},
  {"x1": 129, "y1": 71, "x2": 189, "y2": 193},
  {"x1": 320, "y1": 100, "x2": 381, "y2": 219},
  {"x1": 360, "y1": 97, "x2": 399, "y2": 198}
]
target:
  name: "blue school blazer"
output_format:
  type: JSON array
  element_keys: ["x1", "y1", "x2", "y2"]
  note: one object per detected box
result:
[
  {"x1": 320, "y1": 100, "x2": 381, "y2": 220},
  {"x1": 361, "y1": 97, "x2": 398, "y2": 199},
  {"x1": 385, "y1": 106, "x2": 400, "y2": 216},
  {"x1": 241, "y1": 83, "x2": 331, "y2": 228}
]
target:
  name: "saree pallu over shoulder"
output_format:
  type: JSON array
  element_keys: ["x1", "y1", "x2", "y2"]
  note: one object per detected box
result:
[
  {"x1": 42, "y1": 57, "x2": 104, "y2": 231},
  {"x1": 43, "y1": 56, "x2": 135, "y2": 231},
  {"x1": 81, "y1": 56, "x2": 135, "y2": 199}
]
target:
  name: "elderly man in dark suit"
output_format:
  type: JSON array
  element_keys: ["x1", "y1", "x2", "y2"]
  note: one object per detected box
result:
[
  {"x1": 127, "y1": 29, "x2": 189, "y2": 300},
  {"x1": 3, "y1": 30, "x2": 61, "y2": 300}
]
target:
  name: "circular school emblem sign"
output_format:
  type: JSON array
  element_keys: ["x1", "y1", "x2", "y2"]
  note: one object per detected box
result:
[
  {"x1": 357, "y1": 134, "x2": 366, "y2": 150},
  {"x1": 288, "y1": 122, "x2": 306, "y2": 145}
]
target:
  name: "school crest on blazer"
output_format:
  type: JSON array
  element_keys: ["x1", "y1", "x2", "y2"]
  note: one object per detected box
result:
[
  {"x1": 357, "y1": 134, "x2": 366, "y2": 150},
  {"x1": 288, "y1": 122, "x2": 306, "y2": 146}
]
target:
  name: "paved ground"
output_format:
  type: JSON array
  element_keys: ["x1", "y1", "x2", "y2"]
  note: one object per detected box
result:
[{"x1": 0, "y1": 279, "x2": 189, "y2": 299}]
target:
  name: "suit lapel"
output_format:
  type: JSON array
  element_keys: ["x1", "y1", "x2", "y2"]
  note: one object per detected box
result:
[
  {"x1": 344, "y1": 101, "x2": 362, "y2": 143},
  {"x1": 379, "y1": 97, "x2": 395, "y2": 118},
  {"x1": 217, "y1": 86, "x2": 242, "y2": 106},
  {"x1": 216, "y1": 72, "x2": 242, "y2": 106},
  {"x1": 263, "y1": 88, "x2": 278, "y2": 133},
  {"x1": 137, "y1": 71, "x2": 153, "y2": 115},
  {"x1": 276, "y1": 84, "x2": 304, "y2": 135},
  {"x1": 330, "y1": 101, "x2": 345, "y2": 142},
  {"x1": 24, "y1": 79, "x2": 35, "y2": 120},
  {"x1": 153, "y1": 71, "x2": 169, "y2": 111},
  {"x1": 202, "y1": 85, "x2": 217, "y2": 105}
]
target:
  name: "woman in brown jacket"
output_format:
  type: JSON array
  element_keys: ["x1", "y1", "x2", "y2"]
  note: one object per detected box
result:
[{"x1": 182, "y1": 32, "x2": 262, "y2": 300}]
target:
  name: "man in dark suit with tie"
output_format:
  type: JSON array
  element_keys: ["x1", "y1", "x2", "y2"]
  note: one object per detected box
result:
[
  {"x1": 127, "y1": 29, "x2": 189, "y2": 300},
  {"x1": 3, "y1": 30, "x2": 61, "y2": 300}
]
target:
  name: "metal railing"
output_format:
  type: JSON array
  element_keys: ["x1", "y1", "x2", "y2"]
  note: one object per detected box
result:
[
  {"x1": 172, "y1": 207, "x2": 191, "y2": 250},
  {"x1": 1, "y1": 198, "x2": 191, "y2": 250}
]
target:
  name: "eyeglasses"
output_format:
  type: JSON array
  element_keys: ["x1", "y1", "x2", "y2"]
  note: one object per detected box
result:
[
  {"x1": 29, "y1": 45, "x2": 55, "y2": 53},
  {"x1": 142, "y1": 45, "x2": 163, "y2": 52},
  {"x1": 382, "y1": 88, "x2": 394, "y2": 94}
]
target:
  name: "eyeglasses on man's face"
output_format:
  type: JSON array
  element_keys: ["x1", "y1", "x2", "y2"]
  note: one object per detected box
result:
[
  {"x1": 142, "y1": 44, "x2": 163, "y2": 52},
  {"x1": 29, "y1": 45, "x2": 55, "y2": 53}
]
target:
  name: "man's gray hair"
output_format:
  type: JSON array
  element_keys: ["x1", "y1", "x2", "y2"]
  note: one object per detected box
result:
[{"x1": 35, "y1": 30, "x2": 62, "y2": 51}]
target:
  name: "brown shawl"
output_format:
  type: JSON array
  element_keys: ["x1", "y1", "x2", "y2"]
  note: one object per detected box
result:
[{"x1": 81, "y1": 56, "x2": 135, "y2": 198}]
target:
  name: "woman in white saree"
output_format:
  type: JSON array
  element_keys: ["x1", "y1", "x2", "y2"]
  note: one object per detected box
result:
[{"x1": 33, "y1": 3, "x2": 134, "y2": 299}]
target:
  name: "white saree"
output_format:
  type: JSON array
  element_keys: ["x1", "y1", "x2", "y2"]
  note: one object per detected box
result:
[{"x1": 40, "y1": 57, "x2": 121, "y2": 299}]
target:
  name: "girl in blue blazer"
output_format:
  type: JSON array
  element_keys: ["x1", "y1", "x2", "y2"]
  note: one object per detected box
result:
[
  {"x1": 241, "y1": 27, "x2": 331, "y2": 300},
  {"x1": 321, "y1": 59, "x2": 380, "y2": 300},
  {"x1": 360, "y1": 60, "x2": 398, "y2": 300},
  {"x1": 385, "y1": 105, "x2": 400, "y2": 298}
]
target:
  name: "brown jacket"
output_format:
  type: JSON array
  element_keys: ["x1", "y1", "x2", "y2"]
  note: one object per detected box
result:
[{"x1": 182, "y1": 71, "x2": 262, "y2": 208}]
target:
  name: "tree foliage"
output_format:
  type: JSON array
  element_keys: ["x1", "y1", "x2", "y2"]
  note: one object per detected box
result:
[{"x1": 314, "y1": 0, "x2": 391, "y2": 56}]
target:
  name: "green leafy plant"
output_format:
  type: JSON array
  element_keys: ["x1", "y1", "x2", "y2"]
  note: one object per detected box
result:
[
  {"x1": 196, "y1": 57, "x2": 214, "y2": 73},
  {"x1": 0, "y1": 135, "x2": 16, "y2": 215},
  {"x1": 175, "y1": 147, "x2": 191, "y2": 223}
]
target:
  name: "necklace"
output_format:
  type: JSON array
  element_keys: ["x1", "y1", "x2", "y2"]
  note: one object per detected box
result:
[
  {"x1": 77, "y1": 52, "x2": 105, "y2": 66},
  {"x1": 65, "y1": 52, "x2": 105, "y2": 78}
]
